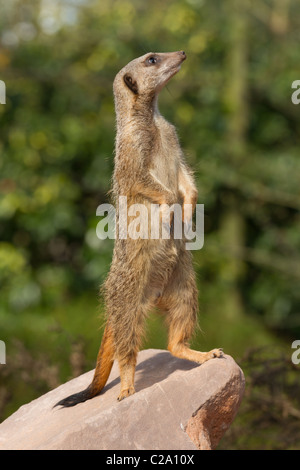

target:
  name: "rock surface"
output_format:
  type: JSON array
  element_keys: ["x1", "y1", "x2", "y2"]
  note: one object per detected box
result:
[{"x1": 0, "y1": 349, "x2": 244, "y2": 450}]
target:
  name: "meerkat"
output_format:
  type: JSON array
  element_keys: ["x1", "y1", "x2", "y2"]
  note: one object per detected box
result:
[{"x1": 55, "y1": 51, "x2": 223, "y2": 407}]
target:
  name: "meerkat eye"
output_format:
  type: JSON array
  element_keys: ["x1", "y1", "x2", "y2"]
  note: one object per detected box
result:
[{"x1": 147, "y1": 56, "x2": 157, "y2": 65}]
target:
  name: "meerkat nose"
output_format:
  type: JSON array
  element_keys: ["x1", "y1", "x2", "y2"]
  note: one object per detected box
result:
[{"x1": 179, "y1": 51, "x2": 186, "y2": 59}]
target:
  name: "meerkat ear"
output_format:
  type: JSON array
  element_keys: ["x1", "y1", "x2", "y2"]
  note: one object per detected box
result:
[{"x1": 123, "y1": 74, "x2": 138, "y2": 94}]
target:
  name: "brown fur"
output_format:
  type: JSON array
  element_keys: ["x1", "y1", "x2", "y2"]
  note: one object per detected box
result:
[{"x1": 55, "y1": 51, "x2": 222, "y2": 408}]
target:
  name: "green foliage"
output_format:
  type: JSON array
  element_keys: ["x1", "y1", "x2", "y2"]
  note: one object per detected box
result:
[
  {"x1": 0, "y1": 0, "x2": 300, "y2": 447},
  {"x1": 218, "y1": 347, "x2": 300, "y2": 450}
]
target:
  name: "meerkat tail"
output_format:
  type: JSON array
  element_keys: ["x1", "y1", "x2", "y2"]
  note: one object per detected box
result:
[{"x1": 54, "y1": 323, "x2": 115, "y2": 408}]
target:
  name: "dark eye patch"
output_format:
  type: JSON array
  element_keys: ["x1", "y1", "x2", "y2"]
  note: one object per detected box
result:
[{"x1": 145, "y1": 55, "x2": 160, "y2": 66}]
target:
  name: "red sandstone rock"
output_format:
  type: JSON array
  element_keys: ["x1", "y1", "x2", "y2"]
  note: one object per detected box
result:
[{"x1": 0, "y1": 349, "x2": 244, "y2": 450}]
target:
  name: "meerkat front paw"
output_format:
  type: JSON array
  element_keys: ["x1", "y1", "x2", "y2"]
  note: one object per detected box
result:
[{"x1": 117, "y1": 387, "x2": 135, "y2": 401}]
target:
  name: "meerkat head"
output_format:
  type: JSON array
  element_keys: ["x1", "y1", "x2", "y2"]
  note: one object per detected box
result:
[{"x1": 113, "y1": 51, "x2": 186, "y2": 104}]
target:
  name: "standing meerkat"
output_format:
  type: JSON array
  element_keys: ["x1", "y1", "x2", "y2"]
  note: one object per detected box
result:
[{"x1": 56, "y1": 51, "x2": 223, "y2": 407}]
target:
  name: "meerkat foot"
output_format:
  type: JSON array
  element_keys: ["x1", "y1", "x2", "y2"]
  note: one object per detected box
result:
[
  {"x1": 168, "y1": 344, "x2": 224, "y2": 365},
  {"x1": 186, "y1": 348, "x2": 224, "y2": 364},
  {"x1": 117, "y1": 386, "x2": 135, "y2": 401},
  {"x1": 187, "y1": 348, "x2": 224, "y2": 364},
  {"x1": 208, "y1": 348, "x2": 223, "y2": 359}
]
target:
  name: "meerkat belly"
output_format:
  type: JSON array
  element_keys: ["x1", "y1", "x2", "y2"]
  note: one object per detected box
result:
[
  {"x1": 151, "y1": 118, "x2": 181, "y2": 194},
  {"x1": 151, "y1": 151, "x2": 178, "y2": 191}
]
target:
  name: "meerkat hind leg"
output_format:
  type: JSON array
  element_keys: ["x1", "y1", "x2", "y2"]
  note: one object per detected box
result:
[{"x1": 161, "y1": 252, "x2": 223, "y2": 365}]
